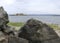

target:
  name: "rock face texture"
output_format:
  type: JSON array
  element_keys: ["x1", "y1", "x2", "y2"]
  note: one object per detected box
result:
[
  {"x1": 0, "y1": 35, "x2": 29, "y2": 43},
  {"x1": 0, "y1": 6, "x2": 9, "y2": 25},
  {"x1": 18, "y1": 19, "x2": 60, "y2": 43},
  {"x1": 0, "y1": 6, "x2": 8, "y2": 42},
  {"x1": 8, "y1": 36, "x2": 28, "y2": 43},
  {"x1": 0, "y1": 7, "x2": 15, "y2": 35},
  {"x1": 0, "y1": 6, "x2": 9, "y2": 31}
]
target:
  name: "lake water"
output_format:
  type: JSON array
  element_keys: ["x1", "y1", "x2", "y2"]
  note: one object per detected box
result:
[{"x1": 9, "y1": 16, "x2": 60, "y2": 25}]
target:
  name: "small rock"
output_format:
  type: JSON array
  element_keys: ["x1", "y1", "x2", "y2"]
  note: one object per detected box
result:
[{"x1": 8, "y1": 36, "x2": 28, "y2": 43}]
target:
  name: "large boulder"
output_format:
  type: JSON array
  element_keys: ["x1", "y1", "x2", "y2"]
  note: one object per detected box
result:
[
  {"x1": 0, "y1": 6, "x2": 9, "y2": 25},
  {"x1": 0, "y1": 7, "x2": 9, "y2": 43},
  {"x1": 18, "y1": 19, "x2": 60, "y2": 43},
  {"x1": 0, "y1": 6, "x2": 9, "y2": 34},
  {"x1": 0, "y1": 7, "x2": 14, "y2": 35}
]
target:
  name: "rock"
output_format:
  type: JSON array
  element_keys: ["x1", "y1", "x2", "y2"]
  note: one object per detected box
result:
[
  {"x1": 0, "y1": 6, "x2": 9, "y2": 32},
  {"x1": 0, "y1": 18, "x2": 5, "y2": 27},
  {"x1": 0, "y1": 31, "x2": 8, "y2": 43},
  {"x1": 0, "y1": 7, "x2": 14, "y2": 35},
  {"x1": 0, "y1": 6, "x2": 9, "y2": 24},
  {"x1": 0, "y1": 6, "x2": 9, "y2": 43},
  {"x1": 0, "y1": 6, "x2": 29, "y2": 43},
  {"x1": 0, "y1": 31, "x2": 5, "y2": 41},
  {"x1": 8, "y1": 36, "x2": 28, "y2": 43},
  {"x1": 18, "y1": 19, "x2": 60, "y2": 43},
  {"x1": 3, "y1": 25, "x2": 15, "y2": 35},
  {"x1": 42, "y1": 38, "x2": 60, "y2": 43},
  {"x1": 0, "y1": 35, "x2": 29, "y2": 43}
]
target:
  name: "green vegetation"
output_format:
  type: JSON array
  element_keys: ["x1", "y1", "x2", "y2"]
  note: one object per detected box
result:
[
  {"x1": 8, "y1": 22, "x2": 60, "y2": 30},
  {"x1": 8, "y1": 22, "x2": 25, "y2": 27},
  {"x1": 48, "y1": 24, "x2": 60, "y2": 30}
]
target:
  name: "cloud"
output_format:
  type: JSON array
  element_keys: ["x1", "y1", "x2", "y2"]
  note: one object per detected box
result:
[
  {"x1": 0, "y1": 0, "x2": 16, "y2": 6},
  {"x1": 0, "y1": 0, "x2": 60, "y2": 14}
]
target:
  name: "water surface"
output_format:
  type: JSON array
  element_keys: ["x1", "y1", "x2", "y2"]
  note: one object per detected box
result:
[{"x1": 9, "y1": 16, "x2": 60, "y2": 25}]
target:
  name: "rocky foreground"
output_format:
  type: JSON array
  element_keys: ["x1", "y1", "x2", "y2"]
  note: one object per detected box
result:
[
  {"x1": 14, "y1": 27, "x2": 60, "y2": 37},
  {"x1": 0, "y1": 6, "x2": 60, "y2": 43}
]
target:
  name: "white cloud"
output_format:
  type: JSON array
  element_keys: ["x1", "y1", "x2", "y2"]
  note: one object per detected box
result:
[
  {"x1": 0, "y1": 0, "x2": 60, "y2": 14},
  {"x1": 5, "y1": 0, "x2": 15, "y2": 5},
  {"x1": 0, "y1": 0, "x2": 16, "y2": 6}
]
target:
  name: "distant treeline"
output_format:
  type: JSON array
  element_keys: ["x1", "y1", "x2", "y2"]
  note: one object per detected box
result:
[
  {"x1": 9, "y1": 14, "x2": 60, "y2": 16},
  {"x1": 9, "y1": 13, "x2": 27, "y2": 16}
]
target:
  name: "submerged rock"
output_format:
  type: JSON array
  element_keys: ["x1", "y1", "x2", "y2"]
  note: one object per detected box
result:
[{"x1": 18, "y1": 19, "x2": 60, "y2": 43}]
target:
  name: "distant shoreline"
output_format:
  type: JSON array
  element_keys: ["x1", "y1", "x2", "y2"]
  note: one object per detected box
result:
[
  {"x1": 9, "y1": 14, "x2": 60, "y2": 16},
  {"x1": 9, "y1": 15, "x2": 60, "y2": 16}
]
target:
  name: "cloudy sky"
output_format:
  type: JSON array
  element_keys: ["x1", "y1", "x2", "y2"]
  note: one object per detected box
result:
[{"x1": 0, "y1": 0, "x2": 60, "y2": 14}]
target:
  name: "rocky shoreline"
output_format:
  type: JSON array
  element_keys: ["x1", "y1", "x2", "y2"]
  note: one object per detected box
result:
[{"x1": 0, "y1": 6, "x2": 60, "y2": 43}]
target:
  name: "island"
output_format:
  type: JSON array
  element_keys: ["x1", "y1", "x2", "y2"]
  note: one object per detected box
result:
[{"x1": 9, "y1": 13, "x2": 27, "y2": 16}]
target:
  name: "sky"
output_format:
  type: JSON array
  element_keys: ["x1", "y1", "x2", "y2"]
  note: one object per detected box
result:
[{"x1": 0, "y1": 0, "x2": 60, "y2": 15}]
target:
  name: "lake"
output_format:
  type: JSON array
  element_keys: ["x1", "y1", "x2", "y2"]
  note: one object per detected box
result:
[{"x1": 9, "y1": 15, "x2": 60, "y2": 25}]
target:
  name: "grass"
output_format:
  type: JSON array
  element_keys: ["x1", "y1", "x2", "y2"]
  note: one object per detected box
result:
[
  {"x1": 48, "y1": 24, "x2": 60, "y2": 30},
  {"x1": 8, "y1": 22, "x2": 60, "y2": 30},
  {"x1": 8, "y1": 22, "x2": 24, "y2": 27}
]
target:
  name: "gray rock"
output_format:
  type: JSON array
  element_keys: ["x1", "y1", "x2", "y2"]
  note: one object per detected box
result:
[
  {"x1": 0, "y1": 6, "x2": 9, "y2": 33},
  {"x1": 0, "y1": 35, "x2": 29, "y2": 43},
  {"x1": 18, "y1": 18, "x2": 60, "y2": 43},
  {"x1": 0, "y1": 31, "x2": 5, "y2": 41},
  {"x1": 0, "y1": 7, "x2": 14, "y2": 35},
  {"x1": 3, "y1": 25, "x2": 16, "y2": 36},
  {"x1": 0, "y1": 6, "x2": 28, "y2": 43},
  {"x1": 42, "y1": 38, "x2": 60, "y2": 43},
  {"x1": 0, "y1": 6, "x2": 9, "y2": 25},
  {"x1": 8, "y1": 36, "x2": 28, "y2": 43},
  {"x1": 0, "y1": 7, "x2": 9, "y2": 43}
]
